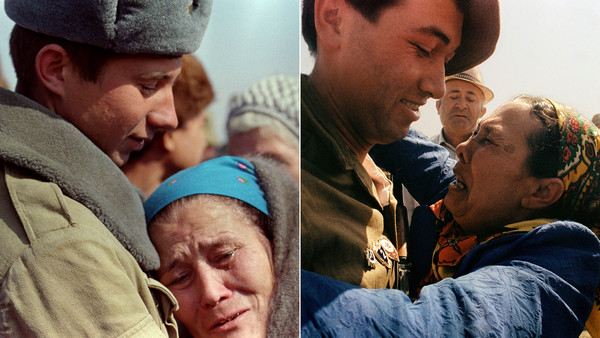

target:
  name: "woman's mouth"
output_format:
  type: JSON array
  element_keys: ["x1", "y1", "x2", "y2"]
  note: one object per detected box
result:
[
  {"x1": 216, "y1": 312, "x2": 241, "y2": 326},
  {"x1": 450, "y1": 178, "x2": 467, "y2": 191},
  {"x1": 212, "y1": 310, "x2": 247, "y2": 329}
]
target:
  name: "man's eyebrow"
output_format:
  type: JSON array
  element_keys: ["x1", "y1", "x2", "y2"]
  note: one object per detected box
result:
[
  {"x1": 139, "y1": 71, "x2": 173, "y2": 80},
  {"x1": 417, "y1": 26, "x2": 451, "y2": 45}
]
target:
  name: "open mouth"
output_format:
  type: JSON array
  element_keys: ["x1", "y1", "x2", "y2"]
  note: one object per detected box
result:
[
  {"x1": 215, "y1": 312, "x2": 242, "y2": 327},
  {"x1": 128, "y1": 136, "x2": 146, "y2": 151},
  {"x1": 449, "y1": 177, "x2": 467, "y2": 191},
  {"x1": 400, "y1": 99, "x2": 421, "y2": 112}
]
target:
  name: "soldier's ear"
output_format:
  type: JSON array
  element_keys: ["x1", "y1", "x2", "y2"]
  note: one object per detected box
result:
[
  {"x1": 314, "y1": 0, "x2": 344, "y2": 52},
  {"x1": 36, "y1": 44, "x2": 69, "y2": 96}
]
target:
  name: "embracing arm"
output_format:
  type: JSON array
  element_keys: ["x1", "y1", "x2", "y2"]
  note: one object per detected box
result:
[
  {"x1": 370, "y1": 128, "x2": 456, "y2": 205},
  {"x1": 303, "y1": 221, "x2": 600, "y2": 336},
  {"x1": 302, "y1": 262, "x2": 591, "y2": 337},
  {"x1": 0, "y1": 227, "x2": 171, "y2": 337}
]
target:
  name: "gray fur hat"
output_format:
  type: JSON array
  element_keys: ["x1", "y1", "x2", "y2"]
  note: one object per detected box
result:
[{"x1": 4, "y1": 0, "x2": 212, "y2": 55}]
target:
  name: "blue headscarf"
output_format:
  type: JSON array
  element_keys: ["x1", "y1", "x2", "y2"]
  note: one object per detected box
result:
[{"x1": 144, "y1": 156, "x2": 269, "y2": 223}]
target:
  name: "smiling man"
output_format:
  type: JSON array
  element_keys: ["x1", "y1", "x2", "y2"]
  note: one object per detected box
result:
[
  {"x1": 387, "y1": 66, "x2": 494, "y2": 224},
  {"x1": 301, "y1": 0, "x2": 500, "y2": 290},
  {"x1": 0, "y1": 0, "x2": 211, "y2": 336}
]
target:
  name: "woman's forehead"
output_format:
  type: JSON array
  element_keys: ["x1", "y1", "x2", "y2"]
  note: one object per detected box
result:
[{"x1": 482, "y1": 102, "x2": 536, "y2": 132}]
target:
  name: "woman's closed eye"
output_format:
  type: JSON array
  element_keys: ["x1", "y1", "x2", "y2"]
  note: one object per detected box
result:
[
  {"x1": 212, "y1": 248, "x2": 238, "y2": 268},
  {"x1": 472, "y1": 130, "x2": 495, "y2": 146},
  {"x1": 165, "y1": 268, "x2": 193, "y2": 288}
]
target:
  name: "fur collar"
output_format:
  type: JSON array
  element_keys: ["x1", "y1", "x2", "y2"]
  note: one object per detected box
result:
[{"x1": 0, "y1": 88, "x2": 159, "y2": 270}]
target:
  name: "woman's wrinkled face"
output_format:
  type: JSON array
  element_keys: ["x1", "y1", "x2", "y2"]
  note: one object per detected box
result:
[
  {"x1": 444, "y1": 102, "x2": 543, "y2": 235},
  {"x1": 150, "y1": 198, "x2": 274, "y2": 337}
]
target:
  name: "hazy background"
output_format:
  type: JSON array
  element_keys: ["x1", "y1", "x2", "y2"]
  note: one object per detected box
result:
[
  {"x1": 0, "y1": 0, "x2": 300, "y2": 145},
  {"x1": 301, "y1": 0, "x2": 600, "y2": 137}
]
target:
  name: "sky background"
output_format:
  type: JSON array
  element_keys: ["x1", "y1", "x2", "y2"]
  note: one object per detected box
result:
[
  {"x1": 0, "y1": 0, "x2": 299, "y2": 145},
  {"x1": 302, "y1": 0, "x2": 600, "y2": 137}
]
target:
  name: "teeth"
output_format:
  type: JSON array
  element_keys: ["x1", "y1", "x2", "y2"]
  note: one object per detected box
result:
[
  {"x1": 401, "y1": 99, "x2": 420, "y2": 112},
  {"x1": 217, "y1": 313, "x2": 241, "y2": 326},
  {"x1": 455, "y1": 180, "x2": 466, "y2": 190}
]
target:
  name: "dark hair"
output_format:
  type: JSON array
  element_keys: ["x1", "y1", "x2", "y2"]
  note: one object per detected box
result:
[
  {"x1": 513, "y1": 95, "x2": 561, "y2": 180},
  {"x1": 302, "y1": 0, "x2": 399, "y2": 56},
  {"x1": 302, "y1": 0, "x2": 467, "y2": 56},
  {"x1": 9, "y1": 25, "x2": 117, "y2": 99}
]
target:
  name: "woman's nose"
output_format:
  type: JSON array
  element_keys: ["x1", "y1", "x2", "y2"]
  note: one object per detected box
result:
[
  {"x1": 196, "y1": 269, "x2": 232, "y2": 308},
  {"x1": 455, "y1": 139, "x2": 471, "y2": 164}
]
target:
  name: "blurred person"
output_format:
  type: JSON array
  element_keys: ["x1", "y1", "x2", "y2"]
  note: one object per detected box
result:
[
  {"x1": 301, "y1": 0, "x2": 500, "y2": 290},
  {"x1": 200, "y1": 110, "x2": 223, "y2": 162},
  {"x1": 302, "y1": 96, "x2": 600, "y2": 336},
  {"x1": 226, "y1": 74, "x2": 299, "y2": 182},
  {"x1": 0, "y1": 0, "x2": 211, "y2": 336},
  {"x1": 123, "y1": 54, "x2": 215, "y2": 196},
  {"x1": 593, "y1": 113, "x2": 600, "y2": 127},
  {"x1": 145, "y1": 155, "x2": 299, "y2": 337},
  {"x1": 0, "y1": 56, "x2": 7, "y2": 89}
]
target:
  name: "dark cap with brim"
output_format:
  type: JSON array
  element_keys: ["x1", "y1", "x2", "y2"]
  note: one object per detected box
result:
[
  {"x1": 446, "y1": 0, "x2": 500, "y2": 75},
  {"x1": 5, "y1": 0, "x2": 212, "y2": 56}
]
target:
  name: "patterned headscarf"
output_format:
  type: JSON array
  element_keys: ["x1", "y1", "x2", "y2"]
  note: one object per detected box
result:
[
  {"x1": 419, "y1": 99, "x2": 600, "y2": 291},
  {"x1": 547, "y1": 100, "x2": 600, "y2": 336},
  {"x1": 549, "y1": 99, "x2": 600, "y2": 234}
]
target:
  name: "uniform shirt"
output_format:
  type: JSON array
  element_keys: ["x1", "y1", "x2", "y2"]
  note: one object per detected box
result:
[
  {"x1": 0, "y1": 88, "x2": 176, "y2": 337},
  {"x1": 301, "y1": 75, "x2": 407, "y2": 290}
]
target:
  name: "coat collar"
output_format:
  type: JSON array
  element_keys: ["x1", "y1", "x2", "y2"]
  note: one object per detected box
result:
[{"x1": 0, "y1": 88, "x2": 159, "y2": 270}]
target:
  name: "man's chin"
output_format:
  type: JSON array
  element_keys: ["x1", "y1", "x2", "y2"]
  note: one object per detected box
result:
[
  {"x1": 379, "y1": 128, "x2": 410, "y2": 145},
  {"x1": 110, "y1": 152, "x2": 129, "y2": 167}
]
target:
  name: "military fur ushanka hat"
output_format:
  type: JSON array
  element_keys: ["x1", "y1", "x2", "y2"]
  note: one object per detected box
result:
[{"x1": 5, "y1": 0, "x2": 212, "y2": 55}]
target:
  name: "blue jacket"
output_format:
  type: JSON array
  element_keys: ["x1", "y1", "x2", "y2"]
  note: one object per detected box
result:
[
  {"x1": 370, "y1": 128, "x2": 456, "y2": 205},
  {"x1": 302, "y1": 220, "x2": 600, "y2": 337}
]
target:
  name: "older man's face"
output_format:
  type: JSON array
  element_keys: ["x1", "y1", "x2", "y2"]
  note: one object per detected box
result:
[
  {"x1": 332, "y1": 0, "x2": 463, "y2": 145},
  {"x1": 592, "y1": 114, "x2": 600, "y2": 128},
  {"x1": 437, "y1": 80, "x2": 486, "y2": 140}
]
